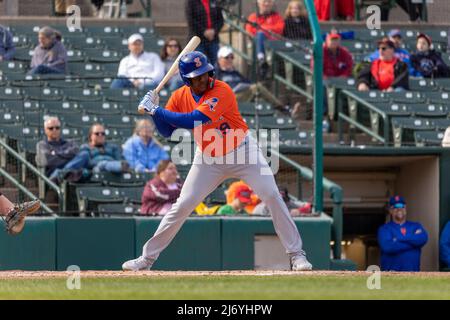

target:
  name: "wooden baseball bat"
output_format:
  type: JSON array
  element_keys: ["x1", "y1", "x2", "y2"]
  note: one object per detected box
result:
[{"x1": 137, "y1": 36, "x2": 201, "y2": 114}]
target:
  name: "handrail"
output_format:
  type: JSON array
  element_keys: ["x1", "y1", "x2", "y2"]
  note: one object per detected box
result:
[
  {"x1": 271, "y1": 148, "x2": 343, "y2": 260},
  {"x1": 0, "y1": 167, "x2": 55, "y2": 215},
  {"x1": 0, "y1": 139, "x2": 63, "y2": 212}
]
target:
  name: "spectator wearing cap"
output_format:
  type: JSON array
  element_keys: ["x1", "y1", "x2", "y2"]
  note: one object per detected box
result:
[
  {"x1": 253, "y1": 185, "x2": 311, "y2": 216},
  {"x1": 283, "y1": 0, "x2": 312, "y2": 40},
  {"x1": 215, "y1": 46, "x2": 284, "y2": 108},
  {"x1": 411, "y1": 33, "x2": 450, "y2": 78},
  {"x1": 440, "y1": 221, "x2": 450, "y2": 269},
  {"x1": 378, "y1": 196, "x2": 428, "y2": 272},
  {"x1": 111, "y1": 34, "x2": 165, "y2": 90},
  {"x1": 367, "y1": 30, "x2": 414, "y2": 75},
  {"x1": 218, "y1": 185, "x2": 253, "y2": 215},
  {"x1": 29, "y1": 26, "x2": 68, "y2": 75},
  {"x1": 357, "y1": 38, "x2": 409, "y2": 92},
  {"x1": 225, "y1": 180, "x2": 260, "y2": 214},
  {"x1": 185, "y1": 0, "x2": 224, "y2": 66},
  {"x1": 0, "y1": 24, "x2": 15, "y2": 61}
]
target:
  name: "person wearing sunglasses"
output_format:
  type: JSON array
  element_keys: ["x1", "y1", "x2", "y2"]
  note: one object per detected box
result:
[
  {"x1": 36, "y1": 116, "x2": 79, "y2": 178},
  {"x1": 160, "y1": 38, "x2": 184, "y2": 91},
  {"x1": 357, "y1": 38, "x2": 409, "y2": 92}
]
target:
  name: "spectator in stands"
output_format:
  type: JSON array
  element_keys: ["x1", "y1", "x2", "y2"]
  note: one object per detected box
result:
[
  {"x1": 111, "y1": 33, "x2": 165, "y2": 90},
  {"x1": 246, "y1": 0, "x2": 285, "y2": 79},
  {"x1": 29, "y1": 26, "x2": 68, "y2": 75},
  {"x1": 90, "y1": 0, "x2": 104, "y2": 17},
  {"x1": 160, "y1": 38, "x2": 184, "y2": 91},
  {"x1": 411, "y1": 33, "x2": 450, "y2": 78},
  {"x1": 440, "y1": 221, "x2": 450, "y2": 268},
  {"x1": 378, "y1": 195, "x2": 428, "y2": 271},
  {"x1": 185, "y1": 0, "x2": 224, "y2": 66},
  {"x1": 381, "y1": 0, "x2": 426, "y2": 22},
  {"x1": 283, "y1": 0, "x2": 312, "y2": 40},
  {"x1": 357, "y1": 38, "x2": 409, "y2": 92},
  {"x1": 54, "y1": 0, "x2": 76, "y2": 16},
  {"x1": 122, "y1": 119, "x2": 169, "y2": 173},
  {"x1": 367, "y1": 30, "x2": 414, "y2": 75},
  {"x1": 35, "y1": 117, "x2": 79, "y2": 178},
  {"x1": 0, "y1": 25, "x2": 15, "y2": 61},
  {"x1": 314, "y1": 0, "x2": 354, "y2": 21},
  {"x1": 141, "y1": 160, "x2": 183, "y2": 216},
  {"x1": 49, "y1": 123, "x2": 129, "y2": 183},
  {"x1": 215, "y1": 46, "x2": 284, "y2": 108},
  {"x1": 226, "y1": 180, "x2": 260, "y2": 214},
  {"x1": 218, "y1": 185, "x2": 253, "y2": 215},
  {"x1": 0, "y1": 193, "x2": 40, "y2": 235},
  {"x1": 253, "y1": 185, "x2": 312, "y2": 216}
]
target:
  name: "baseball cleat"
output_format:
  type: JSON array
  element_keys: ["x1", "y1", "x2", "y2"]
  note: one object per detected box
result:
[
  {"x1": 3, "y1": 199, "x2": 41, "y2": 235},
  {"x1": 290, "y1": 253, "x2": 313, "y2": 271},
  {"x1": 122, "y1": 256, "x2": 153, "y2": 271}
]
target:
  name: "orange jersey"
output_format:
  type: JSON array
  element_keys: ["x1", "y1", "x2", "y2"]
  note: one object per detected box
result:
[{"x1": 165, "y1": 79, "x2": 248, "y2": 157}]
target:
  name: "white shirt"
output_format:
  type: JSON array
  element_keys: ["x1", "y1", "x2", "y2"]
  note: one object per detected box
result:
[{"x1": 117, "y1": 51, "x2": 165, "y2": 89}]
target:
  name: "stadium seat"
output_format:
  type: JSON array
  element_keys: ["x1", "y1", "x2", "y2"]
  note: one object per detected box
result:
[
  {"x1": 244, "y1": 116, "x2": 297, "y2": 130},
  {"x1": 90, "y1": 172, "x2": 151, "y2": 187},
  {"x1": 353, "y1": 28, "x2": 385, "y2": 41},
  {"x1": 102, "y1": 88, "x2": 139, "y2": 102},
  {"x1": 22, "y1": 87, "x2": 62, "y2": 101},
  {"x1": 85, "y1": 77, "x2": 114, "y2": 89},
  {"x1": 68, "y1": 63, "x2": 103, "y2": 77},
  {"x1": 0, "y1": 87, "x2": 23, "y2": 100},
  {"x1": 63, "y1": 87, "x2": 102, "y2": 102},
  {"x1": 425, "y1": 91, "x2": 450, "y2": 104},
  {"x1": 278, "y1": 130, "x2": 312, "y2": 147},
  {"x1": 409, "y1": 79, "x2": 439, "y2": 92},
  {"x1": 391, "y1": 117, "x2": 435, "y2": 146},
  {"x1": 47, "y1": 78, "x2": 84, "y2": 89},
  {"x1": 409, "y1": 103, "x2": 448, "y2": 117},
  {"x1": 0, "y1": 111, "x2": 22, "y2": 125},
  {"x1": 97, "y1": 203, "x2": 141, "y2": 217},
  {"x1": 98, "y1": 114, "x2": 135, "y2": 128},
  {"x1": 386, "y1": 91, "x2": 425, "y2": 104},
  {"x1": 85, "y1": 26, "x2": 122, "y2": 36},
  {"x1": 76, "y1": 186, "x2": 123, "y2": 214},
  {"x1": 205, "y1": 187, "x2": 227, "y2": 205},
  {"x1": 85, "y1": 49, "x2": 121, "y2": 63},
  {"x1": 66, "y1": 49, "x2": 85, "y2": 62},
  {"x1": 238, "y1": 102, "x2": 275, "y2": 116},
  {"x1": 43, "y1": 101, "x2": 82, "y2": 115},
  {"x1": 68, "y1": 36, "x2": 104, "y2": 50},
  {"x1": 80, "y1": 101, "x2": 122, "y2": 115},
  {"x1": 13, "y1": 47, "x2": 34, "y2": 62},
  {"x1": 414, "y1": 130, "x2": 445, "y2": 147},
  {"x1": 0, "y1": 124, "x2": 40, "y2": 141},
  {"x1": 59, "y1": 113, "x2": 99, "y2": 128},
  {"x1": 118, "y1": 187, "x2": 144, "y2": 204}
]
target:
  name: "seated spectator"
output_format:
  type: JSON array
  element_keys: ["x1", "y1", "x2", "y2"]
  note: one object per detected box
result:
[
  {"x1": 122, "y1": 119, "x2": 169, "y2": 173},
  {"x1": 111, "y1": 33, "x2": 165, "y2": 90},
  {"x1": 253, "y1": 185, "x2": 311, "y2": 216},
  {"x1": 141, "y1": 160, "x2": 183, "y2": 216},
  {"x1": 54, "y1": 0, "x2": 76, "y2": 16},
  {"x1": 246, "y1": 0, "x2": 285, "y2": 79},
  {"x1": 367, "y1": 30, "x2": 414, "y2": 75},
  {"x1": 411, "y1": 33, "x2": 450, "y2": 78},
  {"x1": 357, "y1": 38, "x2": 409, "y2": 92},
  {"x1": 160, "y1": 38, "x2": 184, "y2": 91},
  {"x1": 440, "y1": 221, "x2": 450, "y2": 269},
  {"x1": 381, "y1": 0, "x2": 426, "y2": 22},
  {"x1": 35, "y1": 116, "x2": 79, "y2": 177},
  {"x1": 215, "y1": 46, "x2": 284, "y2": 108},
  {"x1": 226, "y1": 180, "x2": 260, "y2": 214},
  {"x1": 218, "y1": 185, "x2": 252, "y2": 215},
  {"x1": 29, "y1": 26, "x2": 68, "y2": 75},
  {"x1": 50, "y1": 123, "x2": 129, "y2": 183},
  {"x1": 283, "y1": 0, "x2": 312, "y2": 40},
  {"x1": 0, "y1": 192, "x2": 40, "y2": 235},
  {"x1": 314, "y1": 0, "x2": 354, "y2": 21},
  {"x1": 378, "y1": 195, "x2": 428, "y2": 271},
  {"x1": 0, "y1": 24, "x2": 15, "y2": 61}
]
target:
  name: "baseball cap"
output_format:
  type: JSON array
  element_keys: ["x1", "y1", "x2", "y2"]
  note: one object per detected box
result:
[
  {"x1": 128, "y1": 33, "x2": 144, "y2": 44},
  {"x1": 388, "y1": 29, "x2": 402, "y2": 38},
  {"x1": 389, "y1": 195, "x2": 406, "y2": 209},
  {"x1": 217, "y1": 46, "x2": 234, "y2": 59},
  {"x1": 377, "y1": 37, "x2": 395, "y2": 49},
  {"x1": 417, "y1": 33, "x2": 432, "y2": 46},
  {"x1": 326, "y1": 32, "x2": 341, "y2": 41},
  {"x1": 234, "y1": 185, "x2": 252, "y2": 204}
]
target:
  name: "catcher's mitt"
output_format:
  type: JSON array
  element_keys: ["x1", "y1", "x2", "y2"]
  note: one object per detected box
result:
[{"x1": 1, "y1": 199, "x2": 41, "y2": 235}]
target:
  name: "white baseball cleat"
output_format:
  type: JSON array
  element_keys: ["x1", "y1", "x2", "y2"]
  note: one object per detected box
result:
[
  {"x1": 290, "y1": 253, "x2": 313, "y2": 271},
  {"x1": 122, "y1": 256, "x2": 153, "y2": 271}
]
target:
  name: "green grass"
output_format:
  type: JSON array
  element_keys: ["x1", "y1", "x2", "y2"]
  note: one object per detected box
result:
[{"x1": 1, "y1": 275, "x2": 449, "y2": 300}]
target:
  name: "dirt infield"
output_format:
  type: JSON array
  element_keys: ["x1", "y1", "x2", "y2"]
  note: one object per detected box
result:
[{"x1": 0, "y1": 270, "x2": 449, "y2": 279}]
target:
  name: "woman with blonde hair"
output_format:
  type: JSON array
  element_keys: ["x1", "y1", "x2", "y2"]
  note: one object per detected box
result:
[
  {"x1": 122, "y1": 119, "x2": 169, "y2": 173},
  {"x1": 283, "y1": 0, "x2": 312, "y2": 40}
]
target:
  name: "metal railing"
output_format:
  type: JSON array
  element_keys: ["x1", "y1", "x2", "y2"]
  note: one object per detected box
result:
[
  {"x1": 271, "y1": 149, "x2": 343, "y2": 260},
  {"x1": 0, "y1": 139, "x2": 63, "y2": 213}
]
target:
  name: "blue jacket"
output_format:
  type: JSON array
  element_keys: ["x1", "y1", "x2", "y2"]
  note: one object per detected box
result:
[
  {"x1": 79, "y1": 142, "x2": 122, "y2": 169},
  {"x1": 378, "y1": 220, "x2": 428, "y2": 271},
  {"x1": 0, "y1": 25, "x2": 15, "y2": 60},
  {"x1": 122, "y1": 135, "x2": 169, "y2": 173},
  {"x1": 367, "y1": 48, "x2": 415, "y2": 76},
  {"x1": 440, "y1": 221, "x2": 450, "y2": 268}
]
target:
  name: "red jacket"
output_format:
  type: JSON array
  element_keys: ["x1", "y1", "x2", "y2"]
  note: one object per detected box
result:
[
  {"x1": 140, "y1": 176, "x2": 182, "y2": 215},
  {"x1": 314, "y1": 0, "x2": 354, "y2": 21},
  {"x1": 311, "y1": 45, "x2": 353, "y2": 78},
  {"x1": 246, "y1": 11, "x2": 285, "y2": 39}
]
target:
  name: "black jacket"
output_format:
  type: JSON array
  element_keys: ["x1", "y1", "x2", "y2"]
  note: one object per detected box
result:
[
  {"x1": 185, "y1": 0, "x2": 224, "y2": 42},
  {"x1": 283, "y1": 17, "x2": 312, "y2": 40},
  {"x1": 411, "y1": 49, "x2": 450, "y2": 78},
  {"x1": 357, "y1": 59, "x2": 410, "y2": 90}
]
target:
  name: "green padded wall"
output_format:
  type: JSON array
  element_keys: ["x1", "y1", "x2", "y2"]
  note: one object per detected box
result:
[
  {"x1": 221, "y1": 215, "x2": 332, "y2": 270},
  {"x1": 0, "y1": 217, "x2": 56, "y2": 270},
  {"x1": 135, "y1": 217, "x2": 222, "y2": 270},
  {"x1": 56, "y1": 218, "x2": 135, "y2": 271}
]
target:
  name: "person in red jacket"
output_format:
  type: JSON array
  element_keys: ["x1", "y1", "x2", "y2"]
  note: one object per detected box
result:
[
  {"x1": 314, "y1": 0, "x2": 354, "y2": 21},
  {"x1": 246, "y1": 0, "x2": 284, "y2": 79},
  {"x1": 140, "y1": 160, "x2": 183, "y2": 216}
]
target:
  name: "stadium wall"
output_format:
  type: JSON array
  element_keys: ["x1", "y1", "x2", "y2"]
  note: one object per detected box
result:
[{"x1": 0, "y1": 216, "x2": 332, "y2": 271}]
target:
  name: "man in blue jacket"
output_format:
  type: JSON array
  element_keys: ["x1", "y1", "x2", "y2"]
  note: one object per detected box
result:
[
  {"x1": 378, "y1": 195, "x2": 428, "y2": 271},
  {"x1": 440, "y1": 221, "x2": 450, "y2": 269}
]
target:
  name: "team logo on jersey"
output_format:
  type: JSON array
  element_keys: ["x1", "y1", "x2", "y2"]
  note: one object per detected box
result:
[{"x1": 204, "y1": 97, "x2": 219, "y2": 111}]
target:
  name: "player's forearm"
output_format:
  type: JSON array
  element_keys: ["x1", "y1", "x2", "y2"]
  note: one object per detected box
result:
[
  {"x1": 152, "y1": 115, "x2": 176, "y2": 138},
  {"x1": 154, "y1": 108, "x2": 210, "y2": 130}
]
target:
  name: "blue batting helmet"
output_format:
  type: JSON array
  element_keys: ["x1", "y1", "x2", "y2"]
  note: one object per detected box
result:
[{"x1": 179, "y1": 51, "x2": 215, "y2": 86}]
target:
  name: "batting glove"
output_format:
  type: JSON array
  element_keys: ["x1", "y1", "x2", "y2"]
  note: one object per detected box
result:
[{"x1": 139, "y1": 91, "x2": 160, "y2": 115}]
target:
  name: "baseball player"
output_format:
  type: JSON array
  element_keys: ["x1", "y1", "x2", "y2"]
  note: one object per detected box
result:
[{"x1": 122, "y1": 51, "x2": 312, "y2": 271}]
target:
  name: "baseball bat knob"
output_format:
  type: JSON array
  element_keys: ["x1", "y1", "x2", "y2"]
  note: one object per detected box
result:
[{"x1": 137, "y1": 106, "x2": 146, "y2": 114}]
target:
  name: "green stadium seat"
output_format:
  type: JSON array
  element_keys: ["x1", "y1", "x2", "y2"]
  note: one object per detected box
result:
[
  {"x1": 85, "y1": 77, "x2": 114, "y2": 89},
  {"x1": 97, "y1": 203, "x2": 140, "y2": 217},
  {"x1": 425, "y1": 91, "x2": 450, "y2": 104},
  {"x1": 351, "y1": 91, "x2": 390, "y2": 104},
  {"x1": 353, "y1": 29, "x2": 385, "y2": 41},
  {"x1": 60, "y1": 127, "x2": 83, "y2": 140},
  {"x1": 409, "y1": 79, "x2": 439, "y2": 92},
  {"x1": 17, "y1": 137, "x2": 40, "y2": 156},
  {"x1": 102, "y1": 88, "x2": 139, "y2": 102},
  {"x1": 63, "y1": 87, "x2": 102, "y2": 101},
  {"x1": 0, "y1": 61, "x2": 27, "y2": 74},
  {"x1": 80, "y1": 101, "x2": 122, "y2": 115},
  {"x1": 278, "y1": 130, "x2": 312, "y2": 147},
  {"x1": 392, "y1": 117, "x2": 435, "y2": 146},
  {"x1": 43, "y1": 101, "x2": 82, "y2": 115},
  {"x1": 68, "y1": 62, "x2": 103, "y2": 77},
  {"x1": 341, "y1": 40, "x2": 374, "y2": 53},
  {"x1": 100, "y1": 63, "x2": 119, "y2": 76},
  {"x1": 86, "y1": 26, "x2": 122, "y2": 36},
  {"x1": 0, "y1": 124, "x2": 41, "y2": 141},
  {"x1": 266, "y1": 40, "x2": 297, "y2": 52},
  {"x1": 66, "y1": 49, "x2": 85, "y2": 62},
  {"x1": 414, "y1": 130, "x2": 445, "y2": 147},
  {"x1": 386, "y1": 91, "x2": 425, "y2": 104},
  {"x1": 431, "y1": 118, "x2": 450, "y2": 130},
  {"x1": 102, "y1": 37, "x2": 128, "y2": 52},
  {"x1": 10, "y1": 25, "x2": 40, "y2": 37},
  {"x1": 238, "y1": 102, "x2": 275, "y2": 116},
  {"x1": 13, "y1": 47, "x2": 34, "y2": 62},
  {"x1": 205, "y1": 187, "x2": 227, "y2": 205},
  {"x1": 90, "y1": 172, "x2": 151, "y2": 187},
  {"x1": 4, "y1": 100, "x2": 41, "y2": 112},
  {"x1": 0, "y1": 111, "x2": 22, "y2": 125},
  {"x1": 85, "y1": 49, "x2": 121, "y2": 63},
  {"x1": 118, "y1": 187, "x2": 144, "y2": 204},
  {"x1": 76, "y1": 186, "x2": 123, "y2": 214},
  {"x1": 98, "y1": 114, "x2": 135, "y2": 128},
  {"x1": 0, "y1": 87, "x2": 23, "y2": 100},
  {"x1": 59, "y1": 113, "x2": 99, "y2": 128},
  {"x1": 46, "y1": 77, "x2": 84, "y2": 88},
  {"x1": 22, "y1": 87, "x2": 62, "y2": 101},
  {"x1": 22, "y1": 111, "x2": 50, "y2": 127},
  {"x1": 244, "y1": 116, "x2": 297, "y2": 130},
  {"x1": 436, "y1": 78, "x2": 450, "y2": 91},
  {"x1": 67, "y1": 36, "x2": 104, "y2": 50},
  {"x1": 121, "y1": 26, "x2": 155, "y2": 36},
  {"x1": 409, "y1": 103, "x2": 448, "y2": 117}
]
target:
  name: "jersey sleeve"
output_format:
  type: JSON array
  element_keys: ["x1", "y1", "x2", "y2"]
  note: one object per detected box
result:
[{"x1": 196, "y1": 84, "x2": 234, "y2": 122}]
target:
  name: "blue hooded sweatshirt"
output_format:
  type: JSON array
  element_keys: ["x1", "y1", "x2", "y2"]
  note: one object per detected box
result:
[{"x1": 440, "y1": 221, "x2": 450, "y2": 268}]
